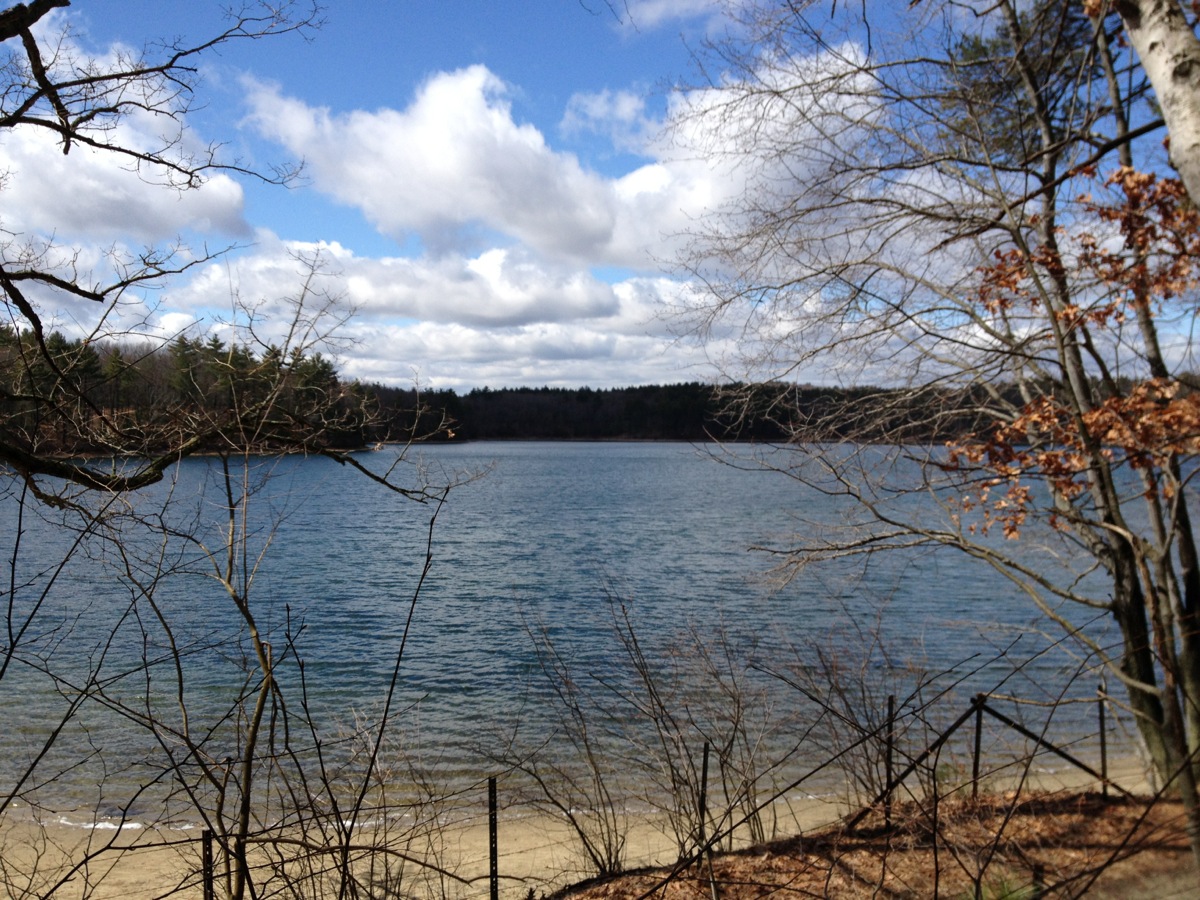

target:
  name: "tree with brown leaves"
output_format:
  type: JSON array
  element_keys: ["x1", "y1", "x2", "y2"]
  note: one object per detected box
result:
[{"x1": 672, "y1": 0, "x2": 1200, "y2": 871}]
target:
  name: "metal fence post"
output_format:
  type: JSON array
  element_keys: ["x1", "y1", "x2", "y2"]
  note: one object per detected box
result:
[
  {"x1": 202, "y1": 828, "x2": 214, "y2": 900},
  {"x1": 698, "y1": 742, "x2": 710, "y2": 849},
  {"x1": 972, "y1": 693, "x2": 985, "y2": 800},
  {"x1": 489, "y1": 776, "x2": 498, "y2": 900},
  {"x1": 1099, "y1": 681, "x2": 1108, "y2": 797},
  {"x1": 885, "y1": 694, "x2": 895, "y2": 830},
  {"x1": 699, "y1": 743, "x2": 718, "y2": 900}
]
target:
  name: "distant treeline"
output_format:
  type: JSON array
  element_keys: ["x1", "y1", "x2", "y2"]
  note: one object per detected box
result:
[
  {"x1": 373, "y1": 383, "x2": 733, "y2": 442},
  {"x1": 2, "y1": 326, "x2": 1003, "y2": 456},
  {"x1": 368, "y1": 382, "x2": 996, "y2": 443}
]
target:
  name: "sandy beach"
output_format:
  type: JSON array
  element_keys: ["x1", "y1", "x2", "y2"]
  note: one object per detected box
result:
[
  {"x1": 0, "y1": 805, "x2": 708, "y2": 900},
  {"x1": 1, "y1": 802, "x2": 802, "y2": 900},
  {"x1": 0, "y1": 752, "x2": 1164, "y2": 900}
]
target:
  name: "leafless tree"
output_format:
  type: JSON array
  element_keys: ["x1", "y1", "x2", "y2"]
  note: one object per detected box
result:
[
  {"x1": 0, "y1": 5, "x2": 463, "y2": 897},
  {"x1": 671, "y1": 0, "x2": 1200, "y2": 870},
  {"x1": 0, "y1": 0, "x2": 433, "y2": 498}
]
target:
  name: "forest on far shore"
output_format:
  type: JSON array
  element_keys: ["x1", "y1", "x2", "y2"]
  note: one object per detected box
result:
[
  {"x1": 369, "y1": 381, "x2": 997, "y2": 444},
  {"x1": 2, "y1": 327, "x2": 1008, "y2": 454}
]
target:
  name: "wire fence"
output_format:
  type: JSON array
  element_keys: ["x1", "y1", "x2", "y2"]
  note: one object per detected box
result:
[{"x1": 41, "y1": 682, "x2": 1152, "y2": 900}]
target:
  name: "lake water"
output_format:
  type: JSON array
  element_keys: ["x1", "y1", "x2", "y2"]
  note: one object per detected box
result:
[{"x1": 2, "y1": 442, "x2": 1124, "y2": 824}]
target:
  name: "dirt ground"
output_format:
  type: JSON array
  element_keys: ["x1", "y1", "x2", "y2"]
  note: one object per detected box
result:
[{"x1": 556, "y1": 792, "x2": 1197, "y2": 899}]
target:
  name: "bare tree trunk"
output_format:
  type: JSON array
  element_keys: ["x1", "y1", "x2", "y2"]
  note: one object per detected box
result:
[
  {"x1": 1115, "y1": 0, "x2": 1200, "y2": 203},
  {"x1": 1139, "y1": 551, "x2": 1200, "y2": 877},
  {"x1": 1110, "y1": 551, "x2": 1176, "y2": 776},
  {"x1": 1172, "y1": 493, "x2": 1200, "y2": 768}
]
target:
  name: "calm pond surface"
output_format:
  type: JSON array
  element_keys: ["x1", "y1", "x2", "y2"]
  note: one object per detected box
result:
[{"x1": 2, "y1": 442, "x2": 1124, "y2": 822}]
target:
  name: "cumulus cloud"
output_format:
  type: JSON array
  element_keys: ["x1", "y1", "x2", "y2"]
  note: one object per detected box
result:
[
  {"x1": 244, "y1": 67, "x2": 626, "y2": 265},
  {"x1": 5, "y1": 7, "x2": 744, "y2": 389},
  {"x1": 169, "y1": 238, "x2": 620, "y2": 327},
  {"x1": 155, "y1": 237, "x2": 701, "y2": 389},
  {"x1": 222, "y1": 57, "x2": 824, "y2": 387},
  {"x1": 0, "y1": 112, "x2": 249, "y2": 245},
  {"x1": 350, "y1": 248, "x2": 620, "y2": 326},
  {"x1": 343, "y1": 316, "x2": 708, "y2": 390},
  {"x1": 242, "y1": 65, "x2": 740, "y2": 273},
  {"x1": 338, "y1": 274, "x2": 710, "y2": 389},
  {"x1": 561, "y1": 88, "x2": 660, "y2": 153}
]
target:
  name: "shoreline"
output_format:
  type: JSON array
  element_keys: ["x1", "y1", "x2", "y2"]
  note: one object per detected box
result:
[
  {"x1": 0, "y1": 752, "x2": 1159, "y2": 899},
  {"x1": 0, "y1": 796, "x2": 855, "y2": 900}
]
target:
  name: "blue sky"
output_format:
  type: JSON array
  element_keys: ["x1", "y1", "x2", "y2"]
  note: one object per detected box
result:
[{"x1": 20, "y1": 1, "x2": 744, "y2": 390}]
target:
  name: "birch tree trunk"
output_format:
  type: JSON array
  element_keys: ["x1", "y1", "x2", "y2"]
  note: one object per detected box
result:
[{"x1": 1114, "y1": 0, "x2": 1200, "y2": 202}]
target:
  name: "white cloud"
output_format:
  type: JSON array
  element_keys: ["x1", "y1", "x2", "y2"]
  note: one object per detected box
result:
[
  {"x1": 0, "y1": 108, "x2": 249, "y2": 246},
  {"x1": 242, "y1": 65, "x2": 744, "y2": 273},
  {"x1": 224, "y1": 61, "x2": 792, "y2": 387},
  {"x1": 169, "y1": 239, "x2": 620, "y2": 327},
  {"x1": 152, "y1": 237, "x2": 705, "y2": 389},
  {"x1": 621, "y1": 0, "x2": 728, "y2": 30},
  {"x1": 561, "y1": 88, "x2": 659, "y2": 152},
  {"x1": 343, "y1": 316, "x2": 709, "y2": 390},
  {"x1": 3, "y1": 6, "x2": 742, "y2": 389},
  {"x1": 244, "y1": 67, "x2": 625, "y2": 266},
  {"x1": 345, "y1": 249, "x2": 613, "y2": 327},
  {"x1": 152, "y1": 311, "x2": 200, "y2": 340}
]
